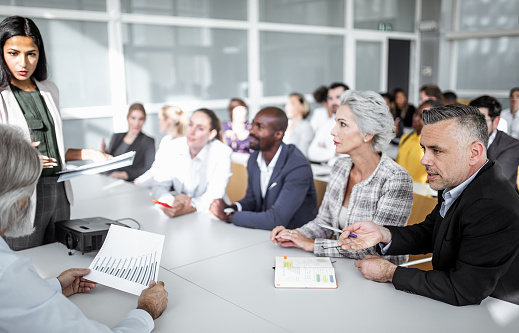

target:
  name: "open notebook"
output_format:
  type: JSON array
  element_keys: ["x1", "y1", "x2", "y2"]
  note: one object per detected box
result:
[{"x1": 274, "y1": 256, "x2": 337, "y2": 289}]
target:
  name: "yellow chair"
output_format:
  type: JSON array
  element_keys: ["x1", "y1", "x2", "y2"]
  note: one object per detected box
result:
[
  {"x1": 403, "y1": 192, "x2": 438, "y2": 270},
  {"x1": 225, "y1": 162, "x2": 248, "y2": 203},
  {"x1": 313, "y1": 179, "x2": 328, "y2": 208}
]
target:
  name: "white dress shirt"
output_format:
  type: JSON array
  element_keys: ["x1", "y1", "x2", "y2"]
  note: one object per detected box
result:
[
  {"x1": 0, "y1": 237, "x2": 153, "y2": 333},
  {"x1": 500, "y1": 108, "x2": 519, "y2": 139},
  {"x1": 235, "y1": 145, "x2": 282, "y2": 211},
  {"x1": 488, "y1": 130, "x2": 497, "y2": 148},
  {"x1": 143, "y1": 137, "x2": 232, "y2": 210},
  {"x1": 307, "y1": 116, "x2": 336, "y2": 163},
  {"x1": 257, "y1": 145, "x2": 283, "y2": 198},
  {"x1": 309, "y1": 106, "x2": 329, "y2": 132}
]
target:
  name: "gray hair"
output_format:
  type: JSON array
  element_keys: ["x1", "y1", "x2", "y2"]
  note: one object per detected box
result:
[
  {"x1": 422, "y1": 104, "x2": 488, "y2": 149},
  {"x1": 340, "y1": 90, "x2": 395, "y2": 153},
  {"x1": 0, "y1": 124, "x2": 41, "y2": 237}
]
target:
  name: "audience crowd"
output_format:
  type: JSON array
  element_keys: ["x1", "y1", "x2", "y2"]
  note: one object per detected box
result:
[{"x1": 1, "y1": 16, "x2": 519, "y2": 333}]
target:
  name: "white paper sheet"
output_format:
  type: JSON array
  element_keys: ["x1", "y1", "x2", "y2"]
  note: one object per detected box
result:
[
  {"x1": 85, "y1": 225, "x2": 164, "y2": 296},
  {"x1": 57, "y1": 151, "x2": 136, "y2": 182}
]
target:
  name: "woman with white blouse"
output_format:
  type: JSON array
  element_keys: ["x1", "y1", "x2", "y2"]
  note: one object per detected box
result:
[
  {"x1": 283, "y1": 92, "x2": 314, "y2": 157},
  {"x1": 139, "y1": 108, "x2": 232, "y2": 218},
  {"x1": 271, "y1": 91, "x2": 413, "y2": 265}
]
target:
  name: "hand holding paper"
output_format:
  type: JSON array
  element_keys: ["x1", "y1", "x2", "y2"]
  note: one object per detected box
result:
[{"x1": 85, "y1": 225, "x2": 165, "y2": 296}]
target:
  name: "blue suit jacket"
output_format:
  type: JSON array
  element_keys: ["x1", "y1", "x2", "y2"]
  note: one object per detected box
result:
[{"x1": 233, "y1": 143, "x2": 318, "y2": 230}]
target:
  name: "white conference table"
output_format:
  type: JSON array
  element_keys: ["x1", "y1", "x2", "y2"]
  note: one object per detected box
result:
[
  {"x1": 21, "y1": 174, "x2": 519, "y2": 332},
  {"x1": 69, "y1": 186, "x2": 271, "y2": 270},
  {"x1": 21, "y1": 243, "x2": 284, "y2": 333},
  {"x1": 69, "y1": 174, "x2": 142, "y2": 202}
]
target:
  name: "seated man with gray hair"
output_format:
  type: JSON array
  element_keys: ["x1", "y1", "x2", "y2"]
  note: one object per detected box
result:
[
  {"x1": 338, "y1": 104, "x2": 519, "y2": 306},
  {"x1": 0, "y1": 124, "x2": 168, "y2": 332}
]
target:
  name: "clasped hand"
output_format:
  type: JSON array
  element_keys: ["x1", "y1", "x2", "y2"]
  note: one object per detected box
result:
[
  {"x1": 270, "y1": 226, "x2": 314, "y2": 252},
  {"x1": 209, "y1": 199, "x2": 234, "y2": 222}
]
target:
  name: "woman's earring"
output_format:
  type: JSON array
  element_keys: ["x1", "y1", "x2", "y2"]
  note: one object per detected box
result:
[{"x1": 363, "y1": 138, "x2": 367, "y2": 143}]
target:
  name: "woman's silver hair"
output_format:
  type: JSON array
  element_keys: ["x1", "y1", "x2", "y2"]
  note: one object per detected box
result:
[
  {"x1": 422, "y1": 104, "x2": 488, "y2": 149},
  {"x1": 340, "y1": 90, "x2": 395, "y2": 153},
  {"x1": 0, "y1": 124, "x2": 41, "y2": 237}
]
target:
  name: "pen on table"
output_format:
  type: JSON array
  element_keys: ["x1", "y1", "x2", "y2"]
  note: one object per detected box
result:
[
  {"x1": 318, "y1": 223, "x2": 357, "y2": 238},
  {"x1": 152, "y1": 199, "x2": 172, "y2": 208}
]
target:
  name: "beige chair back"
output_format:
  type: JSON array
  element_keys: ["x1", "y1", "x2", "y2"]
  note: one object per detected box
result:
[{"x1": 226, "y1": 162, "x2": 248, "y2": 203}]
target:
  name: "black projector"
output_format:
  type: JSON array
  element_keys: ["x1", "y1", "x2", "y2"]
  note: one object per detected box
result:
[{"x1": 55, "y1": 217, "x2": 115, "y2": 254}]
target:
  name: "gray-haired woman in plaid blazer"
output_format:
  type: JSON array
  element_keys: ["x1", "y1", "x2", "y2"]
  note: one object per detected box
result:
[{"x1": 271, "y1": 90, "x2": 413, "y2": 265}]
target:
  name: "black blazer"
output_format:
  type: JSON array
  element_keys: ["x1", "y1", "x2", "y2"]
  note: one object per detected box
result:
[
  {"x1": 488, "y1": 130, "x2": 519, "y2": 192},
  {"x1": 385, "y1": 161, "x2": 519, "y2": 306},
  {"x1": 106, "y1": 132, "x2": 155, "y2": 181}
]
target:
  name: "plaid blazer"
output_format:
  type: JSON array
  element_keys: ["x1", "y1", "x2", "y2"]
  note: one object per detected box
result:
[{"x1": 297, "y1": 153, "x2": 413, "y2": 265}]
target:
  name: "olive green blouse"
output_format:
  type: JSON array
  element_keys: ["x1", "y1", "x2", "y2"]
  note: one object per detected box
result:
[{"x1": 11, "y1": 84, "x2": 62, "y2": 176}]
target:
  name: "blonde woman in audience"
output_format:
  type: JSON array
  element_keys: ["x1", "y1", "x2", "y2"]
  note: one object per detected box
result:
[
  {"x1": 271, "y1": 90, "x2": 413, "y2": 265},
  {"x1": 135, "y1": 105, "x2": 188, "y2": 185},
  {"x1": 283, "y1": 92, "x2": 314, "y2": 157},
  {"x1": 158, "y1": 105, "x2": 188, "y2": 146},
  {"x1": 139, "y1": 108, "x2": 232, "y2": 218}
]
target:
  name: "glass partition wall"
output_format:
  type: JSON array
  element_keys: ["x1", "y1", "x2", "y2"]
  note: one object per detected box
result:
[{"x1": 0, "y1": 0, "x2": 419, "y2": 148}]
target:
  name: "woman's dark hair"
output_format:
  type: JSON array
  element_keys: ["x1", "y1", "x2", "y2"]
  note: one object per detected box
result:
[
  {"x1": 195, "y1": 108, "x2": 223, "y2": 142},
  {"x1": 312, "y1": 85, "x2": 328, "y2": 104},
  {"x1": 0, "y1": 16, "x2": 48, "y2": 87},
  {"x1": 227, "y1": 98, "x2": 247, "y2": 120}
]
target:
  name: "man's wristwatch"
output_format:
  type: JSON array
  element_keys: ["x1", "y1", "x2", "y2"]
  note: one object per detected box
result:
[{"x1": 223, "y1": 208, "x2": 235, "y2": 223}]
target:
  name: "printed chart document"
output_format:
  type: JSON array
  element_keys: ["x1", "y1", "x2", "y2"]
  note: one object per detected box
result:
[
  {"x1": 57, "y1": 151, "x2": 136, "y2": 182},
  {"x1": 274, "y1": 256, "x2": 337, "y2": 289},
  {"x1": 85, "y1": 225, "x2": 164, "y2": 296}
]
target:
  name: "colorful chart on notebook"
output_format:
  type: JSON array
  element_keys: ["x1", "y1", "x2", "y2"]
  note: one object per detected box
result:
[{"x1": 274, "y1": 256, "x2": 337, "y2": 289}]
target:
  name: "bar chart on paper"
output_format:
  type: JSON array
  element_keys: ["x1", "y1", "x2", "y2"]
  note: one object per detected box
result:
[
  {"x1": 86, "y1": 225, "x2": 165, "y2": 295},
  {"x1": 90, "y1": 250, "x2": 159, "y2": 287}
]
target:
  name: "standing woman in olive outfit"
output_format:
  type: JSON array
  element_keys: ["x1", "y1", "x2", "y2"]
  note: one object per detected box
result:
[{"x1": 0, "y1": 16, "x2": 110, "y2": 250}]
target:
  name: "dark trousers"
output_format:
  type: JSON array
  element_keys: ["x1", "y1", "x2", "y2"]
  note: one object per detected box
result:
[{"x1": 4, "y1": 176, "x2": 70, "y2": 251}]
